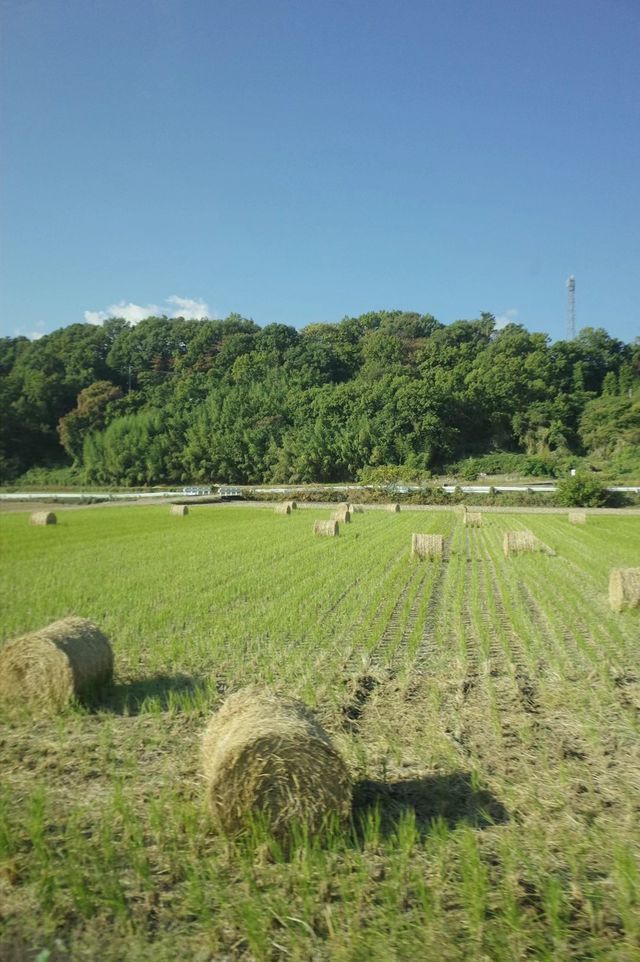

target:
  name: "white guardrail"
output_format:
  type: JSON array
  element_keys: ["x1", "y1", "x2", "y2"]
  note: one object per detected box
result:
[{"x1": 1, "y1": 483, "x2": 639, "y2": 500}]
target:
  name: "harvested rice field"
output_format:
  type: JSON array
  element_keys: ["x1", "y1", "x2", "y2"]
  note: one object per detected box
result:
[{"x1": 1, "y1": 504, "x2": 639, "y2": 962}]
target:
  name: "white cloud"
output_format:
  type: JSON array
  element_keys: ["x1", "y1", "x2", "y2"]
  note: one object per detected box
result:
[
  {"x1": 84, "y1": 310, "x2": 110, "y2": 325},
  {"x1": 494, "y1": 308, "x2": 519, "y2": 330},
  {"x1": 84, "y1": 301, "x2": 160, "y2": 325},
  {"x1": 12, "y1": 322, "x2": 46, "y2": 340},
  {"x1": 166, "y1": 295, "x2": 210, "y2": 320},
  {"x1": 83, "y1": 295, "x2": 211, "y2": 326}
]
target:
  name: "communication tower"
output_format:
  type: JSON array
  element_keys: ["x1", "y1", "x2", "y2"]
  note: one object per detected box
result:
[{"x1": 566, "y1": 275, "x2": 576, "y2": 340}]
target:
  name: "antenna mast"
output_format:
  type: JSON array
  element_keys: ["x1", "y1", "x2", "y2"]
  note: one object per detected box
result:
[{"x1": 566, "y1": 275, "x2": 576, "y2": 340}]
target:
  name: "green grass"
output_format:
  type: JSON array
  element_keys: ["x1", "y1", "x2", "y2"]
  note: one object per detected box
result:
[{"x1": 0, "y1": 504, "x2": 639, "y2": 961}]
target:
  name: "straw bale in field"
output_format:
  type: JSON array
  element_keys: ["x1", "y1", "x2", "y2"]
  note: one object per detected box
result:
[
  {"x1": 503, "y1": 530, "x2": 538, "y2": 557},
  {"x1": 286, "y1": 500, "x2": 298, "y2": 510},
  {"x1": 386, "y1": 503, "x2": 400, "y2": 513},
  {"x1": 568, "y1": 511, "x2": 587, "y2": 525},
  {"x1": 275, "y1": 503, "x2": 291, "y2": 515},
  {"x1": 464, "y1": 512, "x2": 482, "y2": 527},
  {"x1": 411, "y1": 533, "x2": 444, "y2": 560},
  {"x1": 202, "y1": 687, "x2": 352, "y2": 837},
  {"x1": 609, "y1": 568, "x2": 640, "y2": 612},
  {"x1": 170, "y1": 504, "x2": 189, "y2": 516},
  {"x1": 454, "y1": 504, "x2": 467, "y2": 515},
  {"x1": 30, "y1": 511, "x2": 57, "y2": 526},
  {"x1": 314, "y1": 519, "x2": 339, "y2": 537},
  {"x1": 0, "y1": 617, "x2": 113, "y2": 714},
  {"x1": 351, "y1": 504, "x2": 365, "y2": 514},
  {"x1": 331, "y1": 509, "x2": 351, "y2": 524}
]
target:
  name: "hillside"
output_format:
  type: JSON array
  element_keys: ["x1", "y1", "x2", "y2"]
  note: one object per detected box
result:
[{"x1": 1, "y1": 311, "x2": 638, "y2": 486}]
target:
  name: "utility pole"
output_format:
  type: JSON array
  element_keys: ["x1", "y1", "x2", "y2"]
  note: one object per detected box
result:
[{"x1": 566, "y1": 275, "x2": 576, "y2": 340}]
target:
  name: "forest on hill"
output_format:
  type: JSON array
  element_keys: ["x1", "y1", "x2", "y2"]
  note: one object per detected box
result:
[{"x1": 1, "y1": 310, "x2": 639, "y2": 486}]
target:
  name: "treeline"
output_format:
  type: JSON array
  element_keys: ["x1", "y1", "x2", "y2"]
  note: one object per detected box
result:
[{"x1": 1, "y1": 310, "x2": 638, "y2": 485}]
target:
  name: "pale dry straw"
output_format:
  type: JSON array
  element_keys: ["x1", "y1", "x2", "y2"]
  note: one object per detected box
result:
[
  {"x1": 351, "y1": 505, "x2": 365, "y2": 514},
  {"x1": 386, "y1": 503, "x2": 401, "y2": 513},
  {"x1": 201, "y1": 687, "x2": 352, "y2": 837},
  {"x1": 170, "y1": 504, "x2": 189, "y2": 516},
  {"x1": 0, "y1": 617, "x2": 113, "y2": 714},
  {"x1": 30, "y1": 512, "x2": 57, "y2": 526},
  {"x1": 609, "y1": 568, "x2": 640, "y2": 612},
  {"x1": 314, "y1": 520, "x2": 339, "y2": 537},
  {"x1": 411, "y1": 533, "x2": 444, "y2": 560},
  {"x1": 331, "y1": 509, "x2": 351, "y2": 524},
  {"x1": 464, "y1": 512, "x2": 482, "y2": 527},
  {"x1": 286, "y1": 500, "x2": 298, "y2": 510},
  {"x1": 275, "y1": 503, "x2": 292, "y2": 515},
  {"x1": 568, "y1": 511, "x2": 587, "y2": 524},
  {"x1": 503, "y1": 530, "x2": 538, "y2": 557}
]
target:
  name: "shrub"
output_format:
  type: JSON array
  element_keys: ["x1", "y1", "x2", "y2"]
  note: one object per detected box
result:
[{"x1": 555, "y1": 474, "x2": 608, "y2": 507}]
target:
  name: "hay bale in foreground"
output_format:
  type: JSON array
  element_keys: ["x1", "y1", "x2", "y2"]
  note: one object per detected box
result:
[
  {"x1": 275, "y1": 503, "x2": 292, "y2": 515},
  {"x1": 503, "y1": 530, "x2": 538, "y2": 557},
  {"x1": 464, "y1": 512, "x2": 482, "y2": 527},
  {"x1": 314, "y1": 520, "x2": 339, "y2": 537},
  {"x1": 202, "y1": 687, "x2": 352, "y2": 837},
  {"x1": 0, "y1": 617, "x2": 113, "y2": 714},
  {"x1": 386, "y1": 503, "x2": 400, "y2": 513},
  {"x1": 30, "y1": 511, "x2": 57, "y2": 526},
  {"x1": 331, "y1": 509, "x2": 351, "y2": 524},
  {"x1": 609, "y1": 568, "x2": 640, "y2": 612},
  {"x1": 568, "y1": 511, "x2": 587, "y2": 524},
  {"x1": 170, "y1": 504, "x2": 189, "y2": 516},
  {"x1": 411, "y1": 533, "x2": 444, "y2": 560}
]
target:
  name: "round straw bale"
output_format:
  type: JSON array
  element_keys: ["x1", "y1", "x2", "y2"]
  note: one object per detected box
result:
[
  {"x1": 286, "y1": 500, "x2": 298, "y2": 510},
  {"x1": 351, "y1": 504, "x2": 365, "y2": 514},
  {"x1": 568, "y1": 511, "x2": 587, "y2": 524},
  {"x1": 0, "y1": 617, "x2": 113, "y2": 714},
  {"x1": 202, "y1": 687, "x2": 352, "y2": 837},
  {"x1": 170, "y1": 504, "x2": 189, "y2": 516},
  {"x1": 464, "y1": 512, "x2": 482, "y2": 527},
  {"x1": 314, "y1": 519, "x2": 339, "y2": 537},
  {"x1": 331, "y1": 509, "x2": 351, "y2": 524},
  {"x1": 30, "y1": 511, "x2": 57, "y2": 526},
  {"x1": 275, "y1": 503, "x2": 292, "y2": 515},
  {"x1": 503, "y1": 530, "x2": 537, "y2": 557},
  {"x1": 609, "y1": 568, "x2": 640, "y2": 612},
  {"x1": 411, "y1": 533, "x2": 444, "y2": 560},
  {"x1": 386, "y1": 503, "x2": 400, "y2": 513}
]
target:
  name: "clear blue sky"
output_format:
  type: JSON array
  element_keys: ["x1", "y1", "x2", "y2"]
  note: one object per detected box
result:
[{"x1": 1, "y1": 0, "x2": 639, "y2": 343}]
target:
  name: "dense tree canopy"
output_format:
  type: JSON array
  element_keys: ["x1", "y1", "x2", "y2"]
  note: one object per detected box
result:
[{"x1": 1, "y1": 310, "x2": 638, "y2": 485}]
